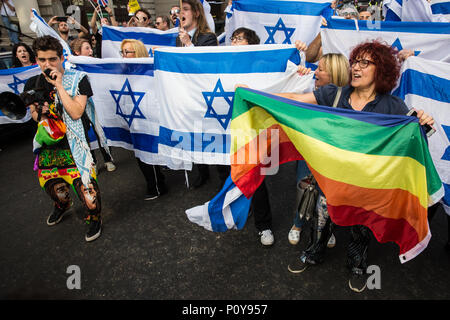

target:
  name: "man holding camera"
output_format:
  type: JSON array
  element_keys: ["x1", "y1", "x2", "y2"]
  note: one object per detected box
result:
[
  {"x1": 48, "y1": 15, "x2": 89, "y2": 44},
  {"x1": 24, "y1": 35, "x2": 102, "y2": 242}
]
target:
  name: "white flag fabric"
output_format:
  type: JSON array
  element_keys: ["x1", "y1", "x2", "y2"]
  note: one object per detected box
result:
[
  {"x1": 68, "y1": 56, "x2": 191, "y2": 170},
  {"x1": 321, "y1": 18, "x2": 450, "y2": 63},
  {"x1": 29, "y1": 8, "x2": 72, "y2": 62},
  {"x1": 101, "y1": 25, "x2": 179, "y2": 58},
  {"x1": 199, "y1": 0, "x2": 215, "y2": 33},
  {"x1": 154, "y1": 44, "x2": 314, "y2": 166},
  {"x1": 0, "y1": 65, "x2": 41, "y2": 124},
  {"x1": 392, "y1": 56, "x2": 450, "y2": 214},
  {"x1": 186, "y1": 176, "x2": 251, "y2": 232},
  {"x1": 225, "y1": 0, "x2": 332, "y2": 46},
  {"x1": 431, "y1": 0, "x2": 450, "y2": 21},
  {"x1": 384, "y1": 0, "x2": 450, "y2": 22}
]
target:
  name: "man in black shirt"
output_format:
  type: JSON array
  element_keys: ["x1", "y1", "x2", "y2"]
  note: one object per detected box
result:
[{"x1": 24, "y1": 35, "x2": 102, "y2": 242}]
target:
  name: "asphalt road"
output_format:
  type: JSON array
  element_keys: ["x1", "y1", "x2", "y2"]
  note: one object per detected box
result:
[{"x1": 1, "y1": 129, "x2": 450, "y2": 303}]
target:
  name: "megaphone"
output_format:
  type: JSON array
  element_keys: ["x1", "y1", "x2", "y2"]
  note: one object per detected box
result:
[
  {"x1": 0, "y1": 69, "x2": 55, "y2": 120},
  {"x1": 0, "y1": 91, "x2": 27, "y2": 120}
]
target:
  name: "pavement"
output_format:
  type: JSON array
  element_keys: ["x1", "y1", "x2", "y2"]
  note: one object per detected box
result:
[{"x1": 1, "y1": 129, "x2": 450, "y2": 302}]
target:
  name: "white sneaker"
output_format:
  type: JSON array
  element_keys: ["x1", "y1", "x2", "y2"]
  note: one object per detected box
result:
[
  {"x1": 327, "y1": 233, "x2": 336, "y2": 248},
  {"x1": 288, "y1": 227, "x2": 301, "y2": 245},
  {"x1": 105, "y1": 161, "x2": 116, "y2": 172},
  {"x1": 259, "y1": 229, "x2": 274, "y2": 246}
]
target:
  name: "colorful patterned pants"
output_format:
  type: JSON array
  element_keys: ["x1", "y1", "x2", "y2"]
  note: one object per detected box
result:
[{"x1": 37, "y1": 148, "x2": 101, "y2": 220}]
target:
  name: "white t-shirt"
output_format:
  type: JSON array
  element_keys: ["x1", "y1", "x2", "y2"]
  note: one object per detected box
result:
[{"x1": 1, "y1": 0, "x2": 16, "y2": 17}]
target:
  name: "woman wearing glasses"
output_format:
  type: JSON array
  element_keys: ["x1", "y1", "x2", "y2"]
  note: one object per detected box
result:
[
  {"x1": 120, "y1": 39, "x2": 168, "y2": 200},
  {"x1": 272, "y1": 40, "x2": 434, "y2": 292}
]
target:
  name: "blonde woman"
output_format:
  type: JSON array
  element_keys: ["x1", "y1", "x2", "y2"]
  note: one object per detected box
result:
[
  {"x1": 288, "y1": 53, "x2": 350, "y2": 249},
  {"x1": 119, "y1": 39, "x2": 167, "y2": 200},
  {"x1": 120, "y1": 39, "x2": 149, "y2": 58}
]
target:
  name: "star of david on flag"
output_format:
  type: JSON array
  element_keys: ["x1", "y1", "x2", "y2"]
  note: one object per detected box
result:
[
  {"x1": 202, "y1": 79, "x2": 235, "y2": 130},
  {"x1": 8, "y1": 75, "x2": 28, "y2": 94},
  {"x1": 264, "y1": 18, "x2": 295, "y2": 44},
  {"x1": 391, "y1": 38, "x2": 421, "y2": 57},
  {"x1": 110, "y1": 78, "x2": 146, "y2": 127}
]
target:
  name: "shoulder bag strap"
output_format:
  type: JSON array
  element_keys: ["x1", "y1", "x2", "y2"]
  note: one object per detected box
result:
[{"x1": 332, "y1": 86, "x2": 342, "y2": 108}]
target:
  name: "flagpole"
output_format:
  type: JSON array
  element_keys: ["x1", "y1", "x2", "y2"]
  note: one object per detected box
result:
[
  {"x1": 179, "y1": 0, "x2": 184, "y2": 47},
  {"x1": 88, "y1": 0, "x2": 104, "y2": 20}
]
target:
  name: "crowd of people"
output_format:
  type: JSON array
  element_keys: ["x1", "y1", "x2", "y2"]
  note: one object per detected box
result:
[{"x1": 2, "y1": 0, "x2": 448, "y2": 293}]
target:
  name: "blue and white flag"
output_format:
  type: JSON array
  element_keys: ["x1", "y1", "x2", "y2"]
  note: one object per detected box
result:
[
  {"x1": 186, "y1": 176, "x2": 251, "y2": 231},
  {"x1": 101, "y1": 25, "x2": 179, "y2": 58},
  {"x1": 321, "y1": 18, "x2": 450, "y2": 63},
  {"x1": 384, "y1": 0, "x2": 450, "y2": 22},
  {"x1": 199, "y1": 0, "x2": 215, "y2": 33},
  {"x1": 154, "y1": 44, "x2": 314, "y2": 166},
  {"x1": 225, "y1": 0, "x2": 332, "y2": 46},
  {"x1": 392, "y1": 56, "x2": 450, "y2": 215},
  {"x1": 431, "y1": 0, "x2": 450, "y2": 21},
  {"x1": 29, "y1": 8, "x2": 72, "y2": 64},
  {"x1": 383, "y1": 0, "x2": 403, "y2": 21},
  {"x1": 0, "y1": 65, "x2": 41, "y2": 124},
  {"x1": 68, "y1": 55, "x2": 191, "y2": 170}
]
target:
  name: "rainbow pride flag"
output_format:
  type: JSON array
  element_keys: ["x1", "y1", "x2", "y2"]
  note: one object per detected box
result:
[{"x1": 230, "y1": 87, "x2": 443, "y2": 263}]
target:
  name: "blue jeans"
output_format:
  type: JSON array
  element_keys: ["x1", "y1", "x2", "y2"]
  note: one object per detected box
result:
[{"x1": 1, "y1": 15, "x2": 19, "y2": 44}]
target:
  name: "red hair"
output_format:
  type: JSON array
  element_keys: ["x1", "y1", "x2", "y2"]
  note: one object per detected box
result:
[{"x1": 349, "y1": 40, "x2": 400, "y2": 94}]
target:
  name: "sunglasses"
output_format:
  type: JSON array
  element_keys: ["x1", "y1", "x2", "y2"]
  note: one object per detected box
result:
[{"x1": 170, "y1": 9, "x2": 180, "y2": 15}]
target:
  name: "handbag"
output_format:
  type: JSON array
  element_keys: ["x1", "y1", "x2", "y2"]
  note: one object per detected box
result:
[{"x1": 295, "y1": 174, "x2": 319, "y2": 222}]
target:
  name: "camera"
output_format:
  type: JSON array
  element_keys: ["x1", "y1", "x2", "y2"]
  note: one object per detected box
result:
[
  {"x1": 56, "y1": 16, "x2": 68, "y2": 22},
  {"x1": 19, "y1": 88, "x2": 48, "y2": 107}
]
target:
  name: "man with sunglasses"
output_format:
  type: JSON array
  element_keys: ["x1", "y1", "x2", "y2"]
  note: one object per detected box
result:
[
  {"x1": 155, "y1": 15, "x2": 170, "y2": 31},
  {"x1": 170, "y1": 5, "x2": 181, "y2": 27}
]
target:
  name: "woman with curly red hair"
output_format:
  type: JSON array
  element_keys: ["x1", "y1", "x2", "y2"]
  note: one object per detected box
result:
[{"x1": 269, "y1": 40, "x2": 435, "y2": 292}]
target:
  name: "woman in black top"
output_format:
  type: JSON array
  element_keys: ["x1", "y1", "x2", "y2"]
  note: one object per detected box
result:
[{"x1": 276, "y1": 40, "x2": 434, "y2": 292}]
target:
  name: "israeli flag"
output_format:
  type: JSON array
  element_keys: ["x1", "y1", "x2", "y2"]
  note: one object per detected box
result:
[
  {"x1": 225, "y1": 0, "x2": 333, "y2": 46},
  {"x1": 68, "y1": 56, "x2": 191, "y2": 170},
  {"x1": 101, "y1": 25, "x2": 179, "y2": 58},
  {"x1": 321, "y1": 18, "x2": 450, "y2": 63},
  {"x1": 154, "y1": 44, "x2": 314, "y2": 166},
  {"x1": 384, "y1": 0, "x2": 450, "y2": 22},
  {"x1": 392, "y1": 56, "x2": 450, "y2": 215},
  {"x1": 0, "y1": 65, "x2": 41, "y2": 124},
  {"x1": 431, "y1": 0, "x2": 450, "y2": 21},
  {"x1": 199, "y1": 0, "x2": 216, "y2": 33},
  {"x1": 29, "y1": 8, "x2": 72, "y2": 65},
  {"x1": 186, "y1": 176, "x2": 251, "y2": 232}
]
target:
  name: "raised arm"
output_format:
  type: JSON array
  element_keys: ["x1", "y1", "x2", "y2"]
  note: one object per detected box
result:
[
  {"x1": 90, "y1": 6, "x2": 99, "y2": 34},
  {"x1": 235, "y1": 84, "x2": 318, "y2": 105},
  {"x1": 105, "y1": 5, "x2": 119, "y2": 27},
  {"x1": 305, "y1": 32, "x2": 322, "y2": 63}
]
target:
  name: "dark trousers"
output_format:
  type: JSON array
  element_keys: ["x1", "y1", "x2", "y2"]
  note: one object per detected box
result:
[
  {"x1": 136, "y1": 158, "x2": 166, "y2": 194},
  {"x1": 251, "y1": 181, "x2": 272, "y2": 232},
  {"x1": 91, "y1": 146, "x2": 112, "y2": 164},
  {"x1": 427, "y1": 202, "x2": 450, "y2": 244},
  {"x1": 196, "y1": 164, "x2": 230, "y2": 183},
  {"x1": 90, "y1": 125, "x2": 112, "y2": 164},
  {"x1": 301, "y1": 196, "x2": 334, "y2": 264}
]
